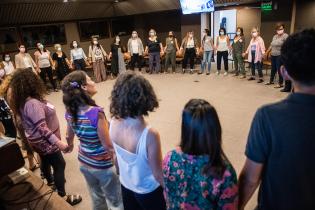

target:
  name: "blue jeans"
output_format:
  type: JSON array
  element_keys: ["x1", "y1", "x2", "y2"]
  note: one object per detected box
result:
[
  {"x1": 270, "y1": 55, "x2": 283, "y2": 84},
  {"x1": 201, "y1": 51, "x2": 213, "y2": 73},
  {"x1": 80, "y1": 165, "x2": 124, "y2": 210},
  {"x1": 149, "y1": 52, "x2": 161, "y2": 73}
]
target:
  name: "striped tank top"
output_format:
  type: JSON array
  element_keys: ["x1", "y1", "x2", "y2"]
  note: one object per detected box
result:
[{"x1": 65, "y1": 106, "x2": 113, "y2": 169}]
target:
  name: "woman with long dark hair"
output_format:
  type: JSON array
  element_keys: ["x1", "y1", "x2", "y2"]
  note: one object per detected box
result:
[
  {"x1": 109, "y1": 35, "x2": 126, "y2": 77},
  {"x1": 163, "y1": 99, "x2": 238, "y2": 210},
  {"x1": 232, "y1": 27, "x2": 246, "y2": 78},
  {"x1": 180, "y1": 31, "x2": 199, "y2": 74},
  {"x1": 88, "y1": 36, "x2": 107, "y2": 82},
  {"x1": 8, "y1": 69, "x2": 82, "y2": 206},
  {"x1": 62, "y1": 71, "x2": 123, "y2": 210},
  {"x1": 215, "y1": 27, "x2": 231, "y2": 75},
  {"x1": 34, "y1": 42, "x2": 58, "y2": 92}
]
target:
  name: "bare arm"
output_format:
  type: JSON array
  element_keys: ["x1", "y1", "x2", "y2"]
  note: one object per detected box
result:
[
  {"x1": 147, "y1": 128, "x2": 164, "y2": 188},
  {"x1": 175, "y1": 38, "x2": 180, "y2": 51},
  {"x1": 238, "y1": 158, "x2": 263, "y2": 210},
  {"x1": 0, "y1": 121, "x2": 5, "y2": 136},
  {"x1": 97, "y1": 112, "x2": 114, "y2": 154},
  {"x1": 65, "y1": 123, "x2": 75, "y2": 153}
]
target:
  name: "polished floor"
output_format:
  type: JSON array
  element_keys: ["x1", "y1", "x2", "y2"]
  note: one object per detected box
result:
[{"x1": 44, "y1": 66, "x2": 287, "y2": 210}]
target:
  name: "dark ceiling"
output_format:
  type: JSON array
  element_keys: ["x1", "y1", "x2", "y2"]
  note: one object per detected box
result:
[{"x1": 0, "y1": 0, "x2": 260, "y2": 26}]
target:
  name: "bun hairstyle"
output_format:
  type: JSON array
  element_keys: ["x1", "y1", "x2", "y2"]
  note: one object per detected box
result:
[{"x1": 61, "y1": 70, "x2": 97, "y2": 123}]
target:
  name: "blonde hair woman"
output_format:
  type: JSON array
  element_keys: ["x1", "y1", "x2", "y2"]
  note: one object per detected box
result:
[
  {"x1": 180, "y1": 31, "x2": 199, "y2": 74},
  {"x1": 243, "y1": 27, "x2": 266, "y2": 83},
  {"x1": 52, "y1": 44, "x2": 71, "y2": 81},
  {"x1": 144, "y1": 29, "x2": 164, "y2": 74}
]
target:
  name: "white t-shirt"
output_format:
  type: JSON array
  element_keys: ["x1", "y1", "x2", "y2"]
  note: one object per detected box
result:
[
  {"x1": 3, "y1": 61, "x2": 14, "y2": 75},
  {"x1": 187, "y1": 39, "x2": 195, "y2": 48},
  {"x1": 23, "y1": 56, "x2": 32, "y2": 68},
  {"x1": 131, "y1": 40, "x2": 139, "y2": 54}
]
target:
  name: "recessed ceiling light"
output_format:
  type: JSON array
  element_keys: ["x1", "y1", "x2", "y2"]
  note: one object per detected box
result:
[{"x1": 114, "y1": 0, "x2": 119, "y2": 2}]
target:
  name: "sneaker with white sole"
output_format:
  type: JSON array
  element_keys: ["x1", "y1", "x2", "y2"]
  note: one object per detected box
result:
[
  {"x1": 216, "y1": 71, "x2": 220, "y2": 75},
  {"x1": 224, "y1": 72, "x2": 228, "y2": 76}
]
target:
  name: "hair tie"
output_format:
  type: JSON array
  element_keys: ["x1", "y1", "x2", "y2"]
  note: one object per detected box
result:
[{"x1": 70, "y1": 81, "x2": 80, "y2": 88}]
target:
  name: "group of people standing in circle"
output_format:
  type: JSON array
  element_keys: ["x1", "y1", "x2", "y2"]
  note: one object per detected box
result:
[{"x1": 1, "y1": 22, "x2": 291, "y2": 93}]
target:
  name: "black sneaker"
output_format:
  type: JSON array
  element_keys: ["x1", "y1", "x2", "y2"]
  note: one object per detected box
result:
[
  {"x1": 257, "y1": 79, "x2": 264, "y2": 83},
  {"x1": 247, "y1": 77, "x2": 255, "y2": 81},
  {"x1": 206, "y1": 72, "x2": 210, "y2": 75},
  {"x1": 265, "y1": 82, "x2": 274, "y2": 85}
]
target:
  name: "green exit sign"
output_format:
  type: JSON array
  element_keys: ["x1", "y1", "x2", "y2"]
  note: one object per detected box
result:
[{"x1": 261, "y1": 1, "x2": 273, "y2": 11}]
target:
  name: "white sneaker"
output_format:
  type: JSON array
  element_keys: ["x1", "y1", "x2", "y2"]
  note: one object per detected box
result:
[
  {"x1": 224, "y1": 72, "x2": 228, "y2": 76},
  {"x1": 216, "y1": 71, "x2": 220, "y2": 75}
]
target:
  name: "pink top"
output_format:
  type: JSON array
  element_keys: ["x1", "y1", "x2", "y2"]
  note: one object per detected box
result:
[
  {"x1": 246, "y1": 36, "x2": 265, "y2": 63},
  {"x1": 21, "y1": 98, "x2": 60, "y2": 155}
]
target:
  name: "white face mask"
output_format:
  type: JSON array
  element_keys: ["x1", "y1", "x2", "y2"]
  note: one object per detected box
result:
[
  {"x1": 236, "y1": 31, "x2": 241, "y2": 36},
  {"x1": 277, "y1": 29, "x2": 284, "y2": 35},
  {"x1": 189, "y1": 34, "x2": 193, "y2": 38},
  {"x1": 252, "y1": 32, "x2": 258, "y2": 37},
  {"x1": 19, "y1": 47, "x2": 25, "y2": 53},
  {"x1": 116, "y1": 38, "x2": 120, "y2": 43},
  {"x1": 5, "y1": 57, "x2": 10, "y2": 62},
  {"x1": 220, "y1": 32, "x2": 224, "y2": 35},
  {"x1": 149, "y1": 32, "x2": 155, "y2": 36},
  {"x1": 57, "y1": 47, "x2": 62, "y2": 51},
  {"x1": 38, "y1": 44, "x2": 44, "y2": 49},
  {"x1": 132, "y1": 33, "x2": 137, "y2": 38},
  {"x1": 93, "y1": 40, "x2": 98, "y2": 45},
  {"x1": 73, "y1": 43, "x2": 78, "y2": 48}
]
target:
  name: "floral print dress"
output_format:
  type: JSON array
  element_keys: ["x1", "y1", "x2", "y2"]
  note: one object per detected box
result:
[{"x1": 162, "y1": 148, "x2": 238, "y2": 210}]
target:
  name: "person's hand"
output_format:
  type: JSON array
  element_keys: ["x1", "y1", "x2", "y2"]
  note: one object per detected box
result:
[
  {"x1": 242, "y1": 53, "x2": 246, "y2": 58},
  {"x1": 56, "y1": 141, "x2": 69, "y2": 152},
  {"x1": 51, "y1": 65, "x2": 55, "y2": 70},
  {"x1": 36, "y1": 68, "x2": 41, "y2": 73},
  {"x1": 64, "y1": 143, "x2": 74, "y2": 153}
]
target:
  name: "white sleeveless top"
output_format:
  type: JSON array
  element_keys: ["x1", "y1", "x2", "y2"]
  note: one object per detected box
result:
[
  {"x1": 111, "y1": 126, "x2": 160, "y2": 194},
  {"x1": 217, "y1": 36, "x2": 229, "y2": 52}
]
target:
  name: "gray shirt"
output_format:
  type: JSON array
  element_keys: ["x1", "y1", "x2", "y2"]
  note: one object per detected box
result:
[{"x1": 270, "y1": 33, "x2": 289, "y2": 56}]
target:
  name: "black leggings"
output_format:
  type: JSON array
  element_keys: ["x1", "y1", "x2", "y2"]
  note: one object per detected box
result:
[
  {"x1": 40, "y1": 151, "x2": 66, "y2": 197},
  {"x1": 217, "y1": 50, "x2": 229, "y2": 71},
  {"x1": 121, "y1": 185, "x2": 166, "y2": 210},
  {"x1": 182, "y1": 48, "x2": 196, "y2": 69},
  {"x1": 39, "y1": 66, "x2": 56, "y2": 89},
  {"x1": 130, "y1": 54, "x2": 143, "y2": 70}
]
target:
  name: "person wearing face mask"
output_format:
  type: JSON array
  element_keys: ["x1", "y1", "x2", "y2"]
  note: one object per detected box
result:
[
  {"x1": 232, "y1": 27, "x2": 246, "y2": 78},
  {"x1": 145, "y1": 29, "x2": 164, "y2": 74},
  {"x1": 88, "y1": 37, "x2": 107, "y2": 82},
  {"x1": 34, "y1": 43, "x2": 58, "y2": 92},
  {"x1": 180, "y1": 31, "x2": 199, "y2": 74},
  {"x1": 14, "y1": 44, "x2": 37, "y2": 73},
  {"x1": 164, "y1": 31, "x2": 179, "y2": 73},
  {"x1": 199, "y1": 29, "x2": 214, "y2": 75},
  {"x1": 70, "y1": 40, "x2": 88, "y2": 71},
  {"x1": 127, "y1": 31, "x2": 144, "y2": 71},
  {"x1": 264, "y1": 23, "x2": 290, "y2": 92},
  {"x1": 109, "y1": 35, "x2": 126, "y2": 77},
  {"x1": 215, "y1": 28, "x2": 231, "y2": 76},
  {"x1": 2, "y1": 54, "x2": 15, "y2": 76},
  {"x1": 52, "y1": 44, "x2": 71, "y2": 82},
  {"x1": 243, "y1": 27, "x2": 266, "y2": 83}
]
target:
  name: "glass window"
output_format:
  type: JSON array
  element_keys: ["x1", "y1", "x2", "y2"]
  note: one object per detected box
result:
[
  {"x1": 0, "y1": 27, "x2": 19, "y2": 54},
  {"x1": 78, "y1": 20, "x2": 109, "y2": 41},
  {"x1": 21, "y1": 24, "x2": 66, "y2": 49},
  {"x1": 111, "y1": 16, "x2": 135, "y2": 36}
]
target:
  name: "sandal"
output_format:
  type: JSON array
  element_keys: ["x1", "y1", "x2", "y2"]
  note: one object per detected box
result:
[
  {"x1": 64, "y1": 194, "x2": 82, "y2": 206},
  {"x1": 29, "y1": 164, "x2": 40, "y2": 171}
]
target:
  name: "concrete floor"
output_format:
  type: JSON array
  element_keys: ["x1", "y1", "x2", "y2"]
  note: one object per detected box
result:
[{"x1": 45, "y1": 65, "x2": 287, "y2": 210}]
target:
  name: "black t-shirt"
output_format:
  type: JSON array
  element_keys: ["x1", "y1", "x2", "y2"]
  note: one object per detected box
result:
[
  {"x1": 246, "y1": 93, "x2": 315, "y2": 210},
  {"x1": 146, "y1": 38, "x2": 161, "y2": 53}
]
